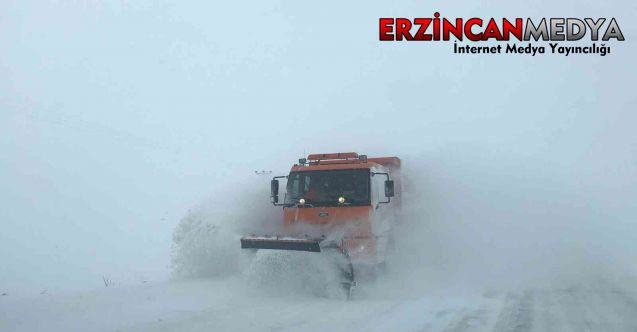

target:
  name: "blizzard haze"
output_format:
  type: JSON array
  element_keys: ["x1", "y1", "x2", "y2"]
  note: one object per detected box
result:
[{"x1": 1, "y1": 0, "x2": 636, "y2": 316}]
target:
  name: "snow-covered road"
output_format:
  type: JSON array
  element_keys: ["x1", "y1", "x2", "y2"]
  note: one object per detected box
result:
[{"x1": 2, "y1": 277, "x2": 636, "y2": 332}]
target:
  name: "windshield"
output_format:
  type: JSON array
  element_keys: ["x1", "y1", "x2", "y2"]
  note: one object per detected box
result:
[{"x1": 284, "y1": 169, "x2": 370, "y2": 206}]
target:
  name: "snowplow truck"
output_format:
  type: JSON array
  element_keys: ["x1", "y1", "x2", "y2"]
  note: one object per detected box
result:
[{"x1": 241, "y1": 152, "x2": 401, "y2": 296}]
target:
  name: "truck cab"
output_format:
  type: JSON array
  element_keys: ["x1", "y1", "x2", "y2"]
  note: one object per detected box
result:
[{"x1": 270, "y1": 152, "x2": 401, "y2": 266}]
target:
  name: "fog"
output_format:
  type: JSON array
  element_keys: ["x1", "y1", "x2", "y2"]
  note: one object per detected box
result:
[{"x1": 1, "y1": 0, "x2": 636, "y2": 298}]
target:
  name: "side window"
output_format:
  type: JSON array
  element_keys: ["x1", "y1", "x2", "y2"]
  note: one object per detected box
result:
[
  {"x1": 304, "y1": 174, "x2": 310, "y2": 192},
  {"x1": 293, "y1": 178, "x2": 300, "y2": 195},
  {"x1": 286, "y1": 174, "x2": 302, "y2": 203},
  {"x1": 375, "y1": 173, "x2": 384, "y2": 203}
]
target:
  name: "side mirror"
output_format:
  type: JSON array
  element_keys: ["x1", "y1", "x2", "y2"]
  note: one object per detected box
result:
[
  {"x1": 271, "y1": 179, "x2": 279, "y2": 203},
  {"x1": 384, "y1": 180, "x2": 395, "y2": 198}
]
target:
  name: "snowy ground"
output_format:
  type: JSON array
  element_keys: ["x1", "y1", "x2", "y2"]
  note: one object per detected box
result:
[
  {"x1": 4, "y1": 194, "x2": 636, "y2": 332},
  {"x1": 2, "y1": 274, "x2": 637, "y2": 332}
]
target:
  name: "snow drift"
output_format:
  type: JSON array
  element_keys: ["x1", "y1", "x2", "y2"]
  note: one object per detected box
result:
[{"x1": 170, "y1": 176, "x2": 278, "y2": 278}]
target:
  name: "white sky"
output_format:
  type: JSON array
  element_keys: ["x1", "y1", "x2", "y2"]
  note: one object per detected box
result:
[{"x1": 1, "y1": 0, "x2": 636, "y2": 293}]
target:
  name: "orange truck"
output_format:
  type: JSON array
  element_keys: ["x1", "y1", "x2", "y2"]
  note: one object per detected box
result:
[{"x1": 241, "y1": 152, "x2": 401, "y2": 296}]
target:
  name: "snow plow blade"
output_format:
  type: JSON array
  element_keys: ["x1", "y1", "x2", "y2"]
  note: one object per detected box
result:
[
  {"x1": 240, "y1": 236, "x2": 322, "y2": 252},
  {"x1": 240, "y1": 236, "x2": 355, "y2": 299}
]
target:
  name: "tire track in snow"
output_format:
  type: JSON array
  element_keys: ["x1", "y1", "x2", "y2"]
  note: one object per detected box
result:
[
  {"x1": 532, "y1": 289, "x2": 565, "y2": 332},
  {"x1": 441, "y1": 307, "x2": 490, "y2": 332},
  {"x1": 492, "y1": 290, "x2": 535, "y2": 332},
  {"x1": 553, "y1": 285, "x2": 637, "y2": 332}
]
